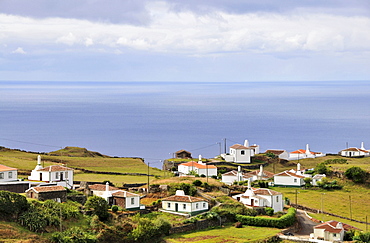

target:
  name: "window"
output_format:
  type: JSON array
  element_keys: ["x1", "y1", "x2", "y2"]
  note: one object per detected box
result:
[
  {"x1": 276, "y1": 196, "x2": 279, "y2": 202},
  {"x1": 167, "y1": 203, "x2": 171, "y2": 208},
  {"x1": 0, "y1": 173, "x2": 3, "y2": 179},
  {"x1": 333, "y1": 233, "x2": 336, "y2": 237},
  {"x1": 8, "y1": 172, "x2": 12, "y2": 178},
  {"x1": 183, "y1": 204, "x2": 186, "y2": 210},
  {"x1": 65, "y1": 172, "x2": 68, "y2": 178},
  {"x1": 196, "y1": 203, "x2": 199, "y2": 209},
  {"x1": 131, "y1": 198, "x2": 135, "y2": 205},
  {"x1": 203, "y1": 203, "x2": 206, "y2": 208},
  {"x1": 241, "y1": 150, "x2": 245, "y2": 155},
  {"x1": 56, "y1": 172, "x2": 59, "y2": 179},
  {"x1": 294, "y1": 178, "x2": 297, "y2": 183}
]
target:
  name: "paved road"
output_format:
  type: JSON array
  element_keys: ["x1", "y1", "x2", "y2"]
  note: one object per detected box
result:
[{"x1": 294, "y1": 209, "x2": 320, "y2": 236}]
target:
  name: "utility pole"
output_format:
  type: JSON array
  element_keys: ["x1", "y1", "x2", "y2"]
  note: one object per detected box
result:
[
  {"x1": 295, "y1": 189, "x2": 298, "y2": 205},
  {"x1": 224, "y1": 138, "x2": 227, "y2": 154},
  {"x1": 147, "y1": 160, "x2": 150, "y2": 194},
  {"x1": 349, "y1": 195, "x2": 352, "y2": 220}
]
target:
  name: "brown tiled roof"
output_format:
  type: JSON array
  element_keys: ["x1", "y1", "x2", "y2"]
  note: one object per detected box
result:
[
  {"x1": 222, "y1": 170, "x2": 253, "y2": 179},
  {"x1": 341, "y1": 147, "x2": 368, "y2": 153},
  {"x1": 265, "y1": 150, "x2": 285, "y2": 155},
  {"x1": 315, "y1": 220, "x2": 359, "y2": 233},
  {"x1": 112, "y1": 190, "x2": 139, "y2": 198},
  {"x1": 0, "y1": 164, "x2": 17, "y2": 172},
  {"x1": 246, "y1": 170, "x2": 275, "y2": 179},
  {"x1": 179, "y1": 161, "x2": 217, "y2": 169},
  {"x1": 162, "y1": 195, "x2": 205, "y2": 203},
  {"x1": 88, "y1": 184, "x2": 119, "y2": 191},
  {"x1": 230, "y1": 144, "x2": 249, "y2": 149},
  {"x1": 274, "y1": 171, "x2": 305, "y2": 178},
  {"x1": 252, "y1": 187, "x2": 281, "y2": 196},
  {"x1": 37, "y1": 165, "x2": 73, "y2": 172},
  {"x1": 30, "y1": 185, "x2": 66, "y2": 193}
]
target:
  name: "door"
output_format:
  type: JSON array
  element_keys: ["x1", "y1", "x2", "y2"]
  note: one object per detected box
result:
[
  {"x1": 175, "y1": 203, "x2": 178, "y2": 212},
  {"x1": 251, "y1": 199, "x2": 254, "y2": 206},
  {"x1": 60, "y1": 172, "x2": 64, "y2": 181}
]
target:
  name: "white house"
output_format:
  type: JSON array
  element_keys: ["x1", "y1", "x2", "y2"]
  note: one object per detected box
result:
[
  {"x1": 265, "y1": 150, "x2": 289, "y2": 160},
  {"x1": 274, "y1": 163, "x2": 306, "y2": 187},
  {"x1": 289, "y1": 144, "x2": 326, "y2": 160},
  {"x1": 312, "y1": 174, "x2": 326, "y2": 186},
  {"x1": 0, "y1": 164, "x2": 18, "y2": 182},
  {"x1": 160, "y1": 190, "x2": 209, "y2": 216},
  {"x1": 221, "y1": 140, "x2": 260, "y2": 164},
  {"x1": 178, "y1": 156, "x2": 217, "y2": 177},
  {"x1": 28, "y1": 155, "x2": 74, "y2": 189},
  {"x1": 232, "y1": 180, "x2": 284, "y2": 213},
  {"x1": 313, "y1": 220, "x2": 359, "y2": 242},
  {"x1": 340, "y1": 143, "x2": 370, "y2": 157},
  {"x1": 88, "y1": 182, "x2": 141, "y2": 210},
  {"x1": 221, "y1": 165, "x2": 274, "y2": 185}
]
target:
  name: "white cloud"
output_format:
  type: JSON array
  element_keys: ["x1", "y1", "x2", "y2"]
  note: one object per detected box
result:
[{"x1": 12, "y1": 47, "x2": 26, "y2": 54}]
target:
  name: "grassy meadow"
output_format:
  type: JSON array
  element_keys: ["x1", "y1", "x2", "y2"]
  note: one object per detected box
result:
[{"x1": 163, "y1": 224, "x2": 280, "y2": 243}]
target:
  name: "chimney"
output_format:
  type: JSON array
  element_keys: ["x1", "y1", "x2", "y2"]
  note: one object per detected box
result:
[{"x1": 244, "y1": 140, "x2": 249, "y2": 147}]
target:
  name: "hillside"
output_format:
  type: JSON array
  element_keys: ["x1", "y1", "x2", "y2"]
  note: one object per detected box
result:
[{"x1": 48, "y1": 146, "x2": 110, "y2": 158}]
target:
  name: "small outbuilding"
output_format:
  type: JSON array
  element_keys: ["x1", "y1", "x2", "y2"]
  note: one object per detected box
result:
[
  {"x1": 26, "y1": 185, "x2": 67, "y2": 202},
  {"x1": 175, "y1": 150, "x2": 192, "y2": 159}
]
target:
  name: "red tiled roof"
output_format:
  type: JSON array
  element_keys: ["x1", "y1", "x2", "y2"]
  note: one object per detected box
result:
[
  {"x1": 29, "y1": 185, "x2": 66, "y2": 193},
  {"x1": 112, "y1": 190, "x2": 139, "y2": 198},
  {"x1": 179, "y1": 161, "x2": 217, "y2": 169},
  {"x1": 274, "y1": 171, "x2": 305, "y2": 178},
  {"x1": 0, "y1": 164, "x2": 17, "y2": 172},
  {"x1": 230, "y1": 144, "x2": 249, "y2": 150},
  {"x1": 251, "y1": 187, "x2": 282, "y2": 196},
  {"x1": 162, "y1": 195, "x2": 205, "y2": 203},
  {"x1": 315, "y1": 220, "x2": 359, "y2": 233},
  {"x1": 88, "y1": 184, "x2": 119, "y2": 191},
  {"x1": 37, "y1": 165, "x2": 73, "y2": 172},
  {"x1": 246, "y1": 170, "x2": 275, "y2": 178},
  {"x1": 341, "y1": 147, "x2": 368, "y2": 153},
  {"x1": 291, "y1": 149, "x2": 315, "y2": 154}
]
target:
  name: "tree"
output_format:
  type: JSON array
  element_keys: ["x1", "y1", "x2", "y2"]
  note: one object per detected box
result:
[
  {"x1": 304, "y1": 177, "x2": 313, "y2": 188},
  {"x1": 85, "y1": 196, "x2": 110, "y2": 221},
  {"x1": 315, "y1": 162, "x2": 330, "y2": 174},
  {"x1": 344, "y1": 167, "x2": 367, "y2": 183}
]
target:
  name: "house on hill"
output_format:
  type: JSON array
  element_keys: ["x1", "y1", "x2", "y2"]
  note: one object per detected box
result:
[
  {"x1": 340, "y1": 142, "x2": 370, "y2": 157},
  {"x1": 221, "y1": 165, "x2": 274, "y2": 185},
  {"x1": 232, "y1": 180, "x2": 283, "y2": 213},
  {"x1": 221, "y1": 140, "x2": 260, "y2": 163},
  {"x1": 0, "y1": 164, "x2": 18, "y2": 182},
  {"x1": 273, "y1": 163, "x2": 306, "y2": 187},
  {"x1": 28, "y1": 155, "x2": 74, "y2": 189},
  {"x1": 175, "y1": 150, "x2": 192, "y2": 159},
  {"x1": 178, "y1": 157, "x2": 217, "y2": 177},
  {"x1": 313, "y1": 220, "x2": 359, "y2": 242},
  {"x1": 0, "y1": 164, "x2": 30, "y2": 193},
  {"x1": 160, "y1": 190, "x2": 209, "y2": 216},
  {"x1": 265, "y1": 150, "x2": 289, "y2": 160},
  {"x1": 288, "y1": 144, "x2": 326, "y2": 160},
  {"x1": 25, "y1": 185, "x2": 67, "y2": 202}
]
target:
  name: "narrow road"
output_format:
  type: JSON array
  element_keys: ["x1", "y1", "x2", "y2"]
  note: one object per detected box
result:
[{"x1": 295, "y1": 209, "x2": 320, "y2": 236}]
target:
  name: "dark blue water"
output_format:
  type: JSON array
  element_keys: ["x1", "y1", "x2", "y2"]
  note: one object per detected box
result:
[{"x1": 1, "y1": 81, "x2": 369, "y2": 167}]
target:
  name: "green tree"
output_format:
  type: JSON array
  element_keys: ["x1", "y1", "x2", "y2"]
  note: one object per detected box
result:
[
  {"x1": 304, "y1": 177, "x2": 313, "y2": 187},
  {"x1": 0, "y1": 190, "x2": 29, "y2": 220},
  {"x1": 85, "y1": 196, "x2": 110, "y2": 221},
  {"x1": 315, "y1": 162, "x2": 330, "y2": 174},
  {"x1": 192, "y1": 179, "x2": 202, "y2": 186},
  {"x1": 345, "y1": 167, "x2": 367, "y2": 183}
]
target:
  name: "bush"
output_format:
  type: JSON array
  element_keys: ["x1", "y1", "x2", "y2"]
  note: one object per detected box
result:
[
  {"x1": 169, "y1": 183, "x2": 197, "y2": 196},
  {"x1": 235, "y1": 208, "x2": 296, "y2": 228},
  {"x1": 324, "y1": 158, "x2": 347, "y2": 164},
  {"x1": 192, "y1": 180, "x2": 202, "y2": 187},
  {"x1": 344, "y1": 167, "x2": 367, "y2": 183},
  {"x1": 85, "y1": 196, "x2": 110, "y2": 221},
  {"x1": 265, "y1": 207, "x2": 274, "y2": 216},
  {"x1": 111, "y1": 205, "x2": 119, "y2": 213},
  {"x1": 129, "y1": 215, "x2": 171, "y2": 242},
  {"x1": 0, "y1": 191, "x2": 29, "y2": 220},
  {"x1": 315, "y1": 162, "x2": 330, "y2": 175},
  {"x1": 51, "y1": 227, "x2": 97, "y2": 242}
]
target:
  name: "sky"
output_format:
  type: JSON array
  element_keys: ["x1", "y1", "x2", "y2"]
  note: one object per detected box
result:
[{"x1": 1, "y1": 0, "x2": 370, "y2": 82}]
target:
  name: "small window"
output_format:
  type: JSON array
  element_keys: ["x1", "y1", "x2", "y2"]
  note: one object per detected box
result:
[
  {"x1": 167, "y1": 203, "x2": 171, "y2": 208},
  {"x1": 196, "y1": 203, "x2": 199, "y2": 209},
  {"x1": 56, "y1": 172, "x2": 59, "y2": 179},
  {"x1": 0, "y1": 173, "x2": 3, "y2": 179},
  {"x1": 241, "y1": 150, "x2": 245, "y2": 155},
  {"x1": 8, "y1": 172, "x2": 12, "y2": 178},
  {"x1": 183, "y1": 204, "x2": 186, "y2": 210},
  {"x1": 65, "y1": 172, "x2": 68, "y2": 178},
  {"x1": 333, "y1": 233, "x2": 336, "y2": 237},
  {"x1": 203, "y1": 203, "x2": 206, "y2": 208},
  {"x1": 276, "y1": 196, "x2": 279, "y2": 202},
  {"x1": 294, "y1": 178, "x2": 297, "y2": 183},
  {"x1": 131, "y1": 198, "x2": 135, "y2": 205}
]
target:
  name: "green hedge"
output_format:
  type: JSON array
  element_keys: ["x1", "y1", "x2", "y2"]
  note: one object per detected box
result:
[{"x1": 235, "y1": 208, "x2": 296, "y2": 229}]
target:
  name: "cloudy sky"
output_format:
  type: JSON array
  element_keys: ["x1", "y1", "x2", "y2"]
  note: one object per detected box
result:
[{"x1": 1, "y1": 0, "x2": 370, "y2": 82}]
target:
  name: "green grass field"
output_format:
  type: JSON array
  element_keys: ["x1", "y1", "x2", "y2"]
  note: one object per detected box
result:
[{"x1": 163, "y1": 224, "x2": 281, "y2": 243}]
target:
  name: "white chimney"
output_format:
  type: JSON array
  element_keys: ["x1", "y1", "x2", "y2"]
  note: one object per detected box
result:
[
  {"x1": 244, "y1": 140, "x2": 249, "y2": 147},
  {"x1": 175, "y1": 190, "x2": 185, "y2": 196},
  {"x1": 361, "y1": 142, "x2": 365, "y2": 150},
  {"x1": 35, "y1": 155, "x2": 43, "y2": 170},
  {"x1": 305, "y1": 144, "x2": 311, "y2": 155},
  {"x1": 198, "y1": 155, "x2": 202, "y2": 164},
  {"x1": 296, "y1": 163, "x2": 302, "y2": 175}
]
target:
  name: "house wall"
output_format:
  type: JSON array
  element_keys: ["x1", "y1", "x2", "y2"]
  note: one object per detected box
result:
[
  {"x1": 278, "y1": 151, "x2": 289, "y2": 160},
  {"x1": 0, "y1": 182, "x2": 30, "y2": 193},
  {"x1": 0, "y1": 170, "x2": 18, "y2": 182},
  {"x1": 113, "y1": 197, "x2": 126, "y2": 208},
  {"x1": 230, "y1": 148, "x2": 251, "y2": 163},
  {"x1": 125, "y1": 196, "x2": 140, "y2": 209},
  {"x1": 197, "y1": 168, "x2": 217, "y2": 177},
  {"x1": 274, "y1": 176, "x2": 304, "y2": 187},
  {"x1": 341, "y1": 151, "x2": 369, "y2": 157},
  {"x1": 162, "y1": 200, "x2": 208, "y2": 214},
  {"x1": 29, "y1": 170, "x2": 74, "y2": 189},
  {"x1": 26, "y1": 190, "x2": 67, "y2": 202}
]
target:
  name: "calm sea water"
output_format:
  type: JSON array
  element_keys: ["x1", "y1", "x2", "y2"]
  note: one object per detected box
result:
[{"x1": 1, "y1": 81, "x2": 369, "y2": 167}]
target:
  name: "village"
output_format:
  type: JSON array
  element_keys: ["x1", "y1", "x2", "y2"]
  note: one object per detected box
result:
[{"x1": 0, "y1": 140, "x2": 369, "y2": 243}]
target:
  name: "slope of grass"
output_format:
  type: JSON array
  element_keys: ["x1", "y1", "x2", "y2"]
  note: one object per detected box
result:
[
  {"x1": 0, "y1": 221, "x2": 49, "y2": 243},
  {"x1": 163, "y1": 223, "x2": 280, "y2": 243}
]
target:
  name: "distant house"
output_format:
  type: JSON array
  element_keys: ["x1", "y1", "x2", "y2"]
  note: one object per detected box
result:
[
  {"x1": 221, "y1": 165, "x2": 274, "y2": 185},
  {"x1": 160, "y1": 190, "x2": 209, "y2": 216},
  {"x1": 0, "y1": 164, "x2": 18, "y2": 182},
  {"x1": 25, "y1": 185, "x2": 67, "y2": 202},
  {"x1": 312, "y1": 174, "x2": 326, "y2": 186},
  {"x1": 232, "y1": 181, "x2": 283, "y2": 213},
  {"x1": 340, "y1": 143, "x2": 370, "y2": 157},
  {"x1": 28, "y1": 155, "x2": 74, "y2": 189},
  {"x1": 274, "y1": 163, "x2": 306, "y2": 187},
  {"x1": 313, "y1": 220, "x2": 359, "y2": 242},
  {"x1": 265, "y1": 150, "x2": 289, "y2": 160},
  {"x1": 221, "y1": 140, "x2": 260, "y2": 164},
  {"x1": 178, "y1": 159, "x2": 217, "y2": 177},
  {"x1": 289, "y1": 144, "x2": 326, "y2": 160},
  {"x1": 175, "y1": 150, "x2": 192, "y2": 159}
]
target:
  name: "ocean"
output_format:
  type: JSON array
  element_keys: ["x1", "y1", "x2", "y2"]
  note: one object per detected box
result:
[{"x1": 1, "y1": 81, "x2": 369, "y2": 168}]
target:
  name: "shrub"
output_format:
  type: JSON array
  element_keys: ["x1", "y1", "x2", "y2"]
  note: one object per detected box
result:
[
  {"x1": 0, "y1": 191, "x2": 29, "y2": 220},
  {"x1": 315, "y1": 162, "x2": 330, "y2": 175},
  {"x1": 265, "y1": 207, "x2": 274, "y2": 216},
  {"x1": 169, "y1": 183, "x2": 197, "y2": 196},
  {"x1": 85, "y1": 196, "x2": 110, "y2": 221},
  {"x1": 344, "y1": 167, "x2": 367, "y2": 183},
  {"x1": 51, "y1": 227, "x2": 97, "y2": 242},
  {"x1": 129, "y1": 216, "x2": 171, "y2": 242},
  {"x1": 192, "y1": 180, "x2": 202, "y2": 187},
  {"x1": 111, "y1": 205, "x2": 119, "y2": 213}
]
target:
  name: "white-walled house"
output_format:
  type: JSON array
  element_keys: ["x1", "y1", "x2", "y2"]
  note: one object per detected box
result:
[
  {"x1": 265, "y1": 150, "x2": 289, "y2": 160},
  {"x1": 288, "y1": 144, "x2": 326, "y2": 160},
  {"x1": 0, "y1": 164, "x2": 18, "y2": 182},
  {"x1": 274, "y1": 163, "x2": 306, "y2": 187},
  {"x1": 28, "y1": 155, "x2": 74, "y2": 189},
  {"x1": 221, "y1": 165, "x2": 274, "y2": 185},
  {"x1": 312, "y1": 174, "x2": 326, "y2": 186},
  {"x1": 232, "y1": 181, "x2": 284, "y2": 213},
  {"x1": 221, "y1": 140, "x2": 260, "y2": 164},
  {"x1": 161, "y1": 190, "x2": 209, "y2": 216},
  {"x1": 313, "y1": 220, "x2": 359, "y2": 242},
  {"x1": 340, "y1": 143, "x2": 370, "y2": 157},
  {"x1": 178, "y1": 158, "x2": 217, "y2": 177}
]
